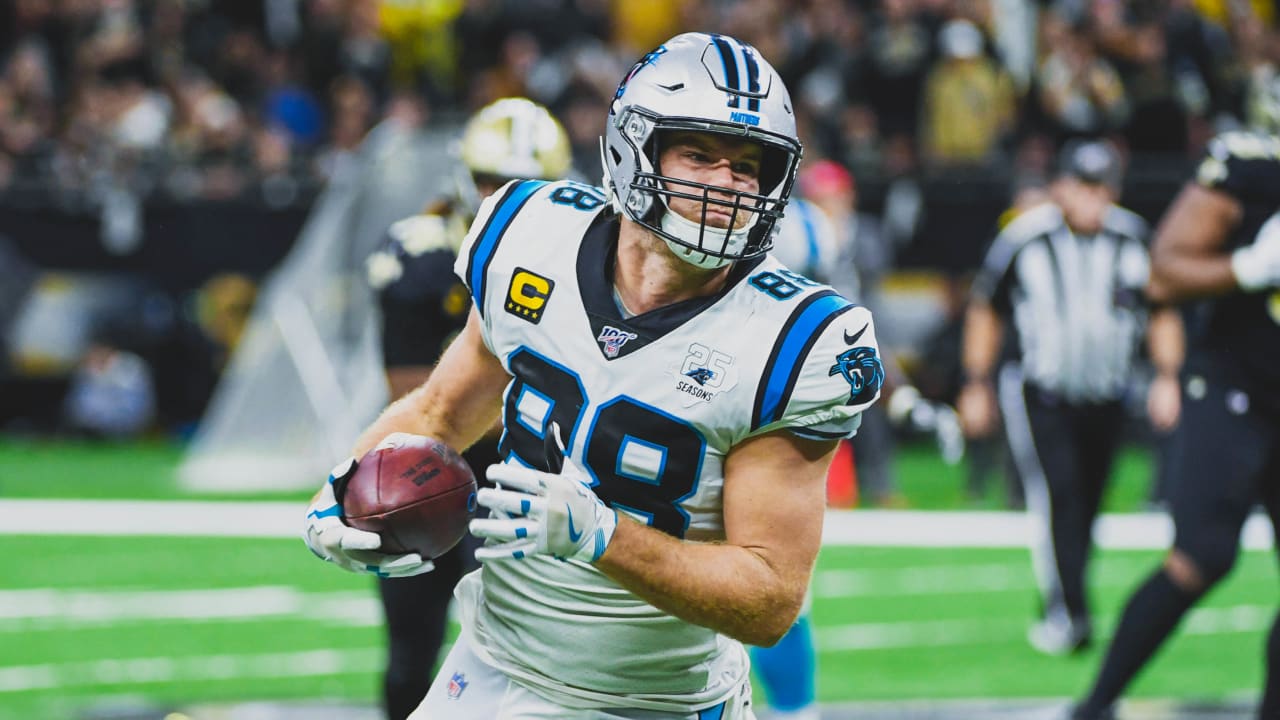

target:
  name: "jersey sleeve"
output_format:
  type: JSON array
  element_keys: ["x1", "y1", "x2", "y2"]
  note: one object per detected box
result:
[
  {"x1": 750, "y1": 296, "x2": 882, "y2": 440},
  {"x1": 453, "y1": 179, "x2": 549, "y2": 353},
  {"x1": 1195, "y1": 132, "x2": 1280, "y2": 205},
  {"x1": 368, "y1": 214, "x2": 466, "y2": 367}
]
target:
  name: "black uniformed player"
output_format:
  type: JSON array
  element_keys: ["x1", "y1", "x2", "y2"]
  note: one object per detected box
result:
[
  {"x1": 364, "y1": 97, "x2": 572, "y2": 720},
  {"x1": 960, "y1": 140, "x2": 1184, "y2": 657},
  {"x1": 1071, "y1": 131, "x2": 1280, "y2": 719}
]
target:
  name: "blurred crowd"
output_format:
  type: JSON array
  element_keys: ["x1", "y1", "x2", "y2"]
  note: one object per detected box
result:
[
  {"x1": 3, "y1": 0, "x2": 1278, "y2": 462},
  {"x1": 1, "y1": 0, "x2": 1278, "y2": 205}
]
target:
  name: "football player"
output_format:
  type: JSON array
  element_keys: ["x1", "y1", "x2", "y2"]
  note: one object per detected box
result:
[
  {"x1": 1070, "y1": 130, "x2": 1280, "y2": 718},
  {"x1": 306, "y1": 32, "x2": 882, "y2": 719},
  {"x1": 363, "y1": 97, "x2": 571, "y2": 719}
]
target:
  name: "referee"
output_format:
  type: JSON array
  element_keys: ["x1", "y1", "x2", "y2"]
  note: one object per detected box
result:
[{"x1": 958, "y1": 140, "x2": 1183, "y2": 655}]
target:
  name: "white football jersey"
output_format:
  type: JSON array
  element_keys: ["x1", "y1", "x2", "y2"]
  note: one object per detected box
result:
[{"x1": 451, "y1": 180, "x2": 882, "y2": 711}]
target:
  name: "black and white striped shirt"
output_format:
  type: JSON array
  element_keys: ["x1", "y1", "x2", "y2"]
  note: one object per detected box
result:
[{"x1": 973, "y1": 202, "x2": 1151, "y2": 403}]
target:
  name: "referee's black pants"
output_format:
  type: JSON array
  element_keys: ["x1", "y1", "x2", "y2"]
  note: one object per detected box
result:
[{"x1": 999, "y1": 364, "x2": 1125, "y2": 628}]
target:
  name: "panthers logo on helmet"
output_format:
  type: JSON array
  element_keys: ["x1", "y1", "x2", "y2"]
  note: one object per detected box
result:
[
  {"x1": 829, "y1": 334, "x2": 883, "y2": 406},
  {"x1": 615, "y1": 46, "x2": 668, "y2": 100}
]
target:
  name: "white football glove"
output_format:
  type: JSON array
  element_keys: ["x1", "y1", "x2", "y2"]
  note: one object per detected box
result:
[
  {"x1": 1231, "y1": 212, "x2": 1280, "y2": 291},
  {"x1": 303, "y1": 456, "x2": 435, "y2": 578},
  {"x1": 888, "y1": 385, "x2": 966, "y2": 466},
  {"x1": 469, "y1": 453, "x2": 618, "y2": 564}
]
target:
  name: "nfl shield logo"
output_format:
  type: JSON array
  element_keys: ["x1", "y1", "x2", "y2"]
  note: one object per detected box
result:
[
  {"x1": 597, "y1": 325, "x2": 638, "y2": 358},
  {"x1": 447, "y1": 671, "x2": 468, "y2": 699}
]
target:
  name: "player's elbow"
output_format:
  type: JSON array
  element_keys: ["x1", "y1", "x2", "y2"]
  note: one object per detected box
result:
[
  {"x1": 744, "y1": 622, "x2": 791, "y2": 648},
  {"x1": 1145, "y1": 245, "x2": 1183, "y2": 305},
  {"x1": 737, "y1": 594, "x2": 804, "y2": 647},
  {"x1": 1145, "y1": 255, "x2": 1172, "y2": 303},
  {"x1": 1145, "y1": 275, "x2": 1173, "y2": 306},
  {"x1": 743, "y1": 610, "x2": 800, "y2": 647}
]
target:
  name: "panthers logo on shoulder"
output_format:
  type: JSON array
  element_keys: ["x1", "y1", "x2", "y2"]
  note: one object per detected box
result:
[
  {"x1": 829, "y1": 325, "x2": 883, "y2": 405},
  {"x1": 684, "y1": 367, "x2": 716, "y2": 386}
]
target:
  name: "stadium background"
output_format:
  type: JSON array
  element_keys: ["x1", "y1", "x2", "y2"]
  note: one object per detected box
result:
[{"x1": 2, "y1": 0, "x2": 1278, "y2": 718}]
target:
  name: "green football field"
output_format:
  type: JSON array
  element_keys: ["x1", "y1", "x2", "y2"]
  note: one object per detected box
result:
[{"x1": 1, "y1": 438, "x2": 1274, "y2": 719}]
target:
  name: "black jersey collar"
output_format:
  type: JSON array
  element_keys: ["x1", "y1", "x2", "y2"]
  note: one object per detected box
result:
[{"x1": 576, "y1": 212, "x2": 766, "y2": 361}]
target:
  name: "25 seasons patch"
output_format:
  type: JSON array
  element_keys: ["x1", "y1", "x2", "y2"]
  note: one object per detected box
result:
[{"x1": 505, "y1": 267, "x2": 555, "y2": 324}]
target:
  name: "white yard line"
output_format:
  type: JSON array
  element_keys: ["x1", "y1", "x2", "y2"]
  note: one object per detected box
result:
[
  {"x1": 811, "y1": 556, "x2": 1175, "y2": 598},
  {"x1": 820, "y1": 509, "x2": 1276, "y2": 550},
  {"x1": 816, "y1": 603, "x2": 1278, "y2": 652},
  {"x1": 0, "y1": 587, "x2": 382, "y2": 631},
  {"x1": 0, "y1": 648, "x2": 384, "y2": 693},
  {"x1": 0, "y1": 590, "x2": 1270, "y2": 692},
  {"x1": 1, "y1": 501, "x2": 1273, "y2": 550},
  {"x1": 814, "y1": 563, "x2": 1031, "y2": 598},
  {"x1": 0, "y1": 499, "x2": 303, "y2": 538}
]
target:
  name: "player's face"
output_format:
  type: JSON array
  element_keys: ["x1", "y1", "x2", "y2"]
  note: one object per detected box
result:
[{"x1": 657, "y1": 132, "x2": 763, "y2": 229}]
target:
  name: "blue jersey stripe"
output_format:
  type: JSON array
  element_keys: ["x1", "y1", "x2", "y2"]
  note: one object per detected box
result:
[
  {"x1": 697, "y1": 700, "x2": 726, "y2": 720},
  {"x1": 753, "y1": 291, "x2": 855, "y2": 430},
  {"x1": 465, "y1": 180, "x2": 545, "y2": 315},
  {"x1": 796, "y1": 201, "x2": 820, "y2": 274}
]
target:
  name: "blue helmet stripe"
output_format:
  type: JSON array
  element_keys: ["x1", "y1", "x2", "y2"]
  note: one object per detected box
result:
[
  {"x1": 753, "y1": 291, "x2": 855, "y2": 430},
  {"x1": 740, "y1": 45, "x2": 762, "y2": 111},
  {"x1": 466, "y1": 180, "x2": 546, "y2": 315},
  {"x1": 710, "y1": 35, "x2": 742, "y2": 104}
]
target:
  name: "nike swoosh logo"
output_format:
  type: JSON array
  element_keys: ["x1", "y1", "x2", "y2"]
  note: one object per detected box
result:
[
  {"x1": 656, "y1": 82, "x2": 684, "y2": 92},
  {"x1": 566, "y1": 504, "x2": 583, "y2": 543},
  {"x1": 844, "y1": 324, "x2": 868, "y2": 345}
]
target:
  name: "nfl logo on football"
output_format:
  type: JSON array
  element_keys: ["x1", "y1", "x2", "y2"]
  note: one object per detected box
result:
[{"x1": 447, "y1": 671, "x2": 468, "y2": 699}]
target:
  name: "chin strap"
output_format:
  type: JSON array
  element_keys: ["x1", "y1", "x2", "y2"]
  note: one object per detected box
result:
[{"x1": 658, "y1": 203, "x2": 751, "y2": 270}]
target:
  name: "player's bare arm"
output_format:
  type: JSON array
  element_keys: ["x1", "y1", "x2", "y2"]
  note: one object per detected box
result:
[
  {"x1": 1146, "y1": 184, "x2": 1241, "y2": 303},
  {"x1": 1145, "y1": 306, "x2": 1184, "y2": 432},
  {"x1": 957, "y1": 298, "x2": 1003, "y2": 438},
  {"x1": 385, "y1": 365, "x2": 435, "y2": 401},
  {"x1": 353, "y1": 308, "x2": 508, "y2": 458},
  {"x1": 594, "y1": 430, "x2": 834, "y2": 647}
]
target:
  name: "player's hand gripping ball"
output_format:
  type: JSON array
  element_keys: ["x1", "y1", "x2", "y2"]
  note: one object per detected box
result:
[
  {"x1": 343, "y1": 432, "x2": 479, "y2": 559},
  {"x1": 303, "y1": 433, "x2": 476, "y2": 578}
]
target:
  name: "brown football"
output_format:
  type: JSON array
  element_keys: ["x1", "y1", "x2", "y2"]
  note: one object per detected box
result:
[{"x1": 343, "y1": 433, "x2": 477, "y2": 559}]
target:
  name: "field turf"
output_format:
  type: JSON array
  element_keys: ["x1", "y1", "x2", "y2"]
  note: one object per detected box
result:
[{"x1": 1, "y1": 438, "x2": 1273, "y2": 719}]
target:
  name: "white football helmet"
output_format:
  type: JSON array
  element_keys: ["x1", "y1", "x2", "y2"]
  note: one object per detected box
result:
[
  {"x1": 602, "y1": 32, "x2": 803, "y2": 269},
  {"x1": 456, "y1": 97, "x2": 572, "y2": 216}
]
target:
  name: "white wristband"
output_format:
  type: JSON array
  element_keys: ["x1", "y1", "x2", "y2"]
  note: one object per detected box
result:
[{"x1": 1231, "y1": 244, "x2": 1270, "y2": 292}]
